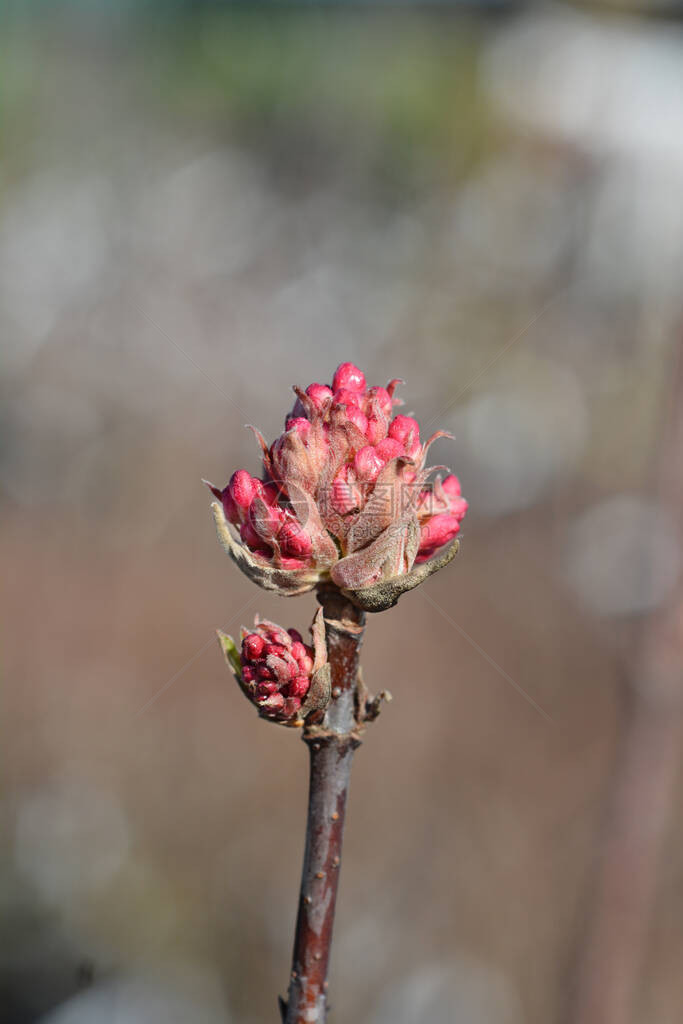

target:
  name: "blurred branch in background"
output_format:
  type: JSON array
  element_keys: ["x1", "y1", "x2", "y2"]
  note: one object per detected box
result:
[{"x1": 568, "y1": 336, "x2": 683, "y2": 1024}]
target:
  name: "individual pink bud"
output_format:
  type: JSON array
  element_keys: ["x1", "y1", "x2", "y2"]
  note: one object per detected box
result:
[
  {"x1": 290, "y1": 640, "x2": 307, "y2": 661},
  {"x1": 256, "y1": 681, "x2": 279, "y2": 699},
  {"x1": 389, "y1": 415, "x2": 421, "y2": 459},
  {"x1": 366, "y1": 386, "x2": 392, "y2": 418},
  {"x1": 243, "y1": 633, "x2": 265, "y2": 660},
  {"x1": 414, "y1": 548, "x2": 436, "y2": 564},
  {"x1": 260, "y1": 692, "x2": 286, "y2": 712},
  {"x1": 279, "y1": 556, "x2": 308, "y2": 569},
  {"x1": 256, "y1": 479, "x2": 280, "y2": 505},
  {"x1": 205, "y1": 480, "x2": 241, "y2": 523},
  {"x1": 421, "y1": 478, "x2": 457, "y2": 518},
  {"x1": 285, "y1": 417, "x2": 312, "y2": 441},
  {"x1": 331, "y1": 467, "x2": 362, "y2": 515},
  {"x1": 419, "y1": 512, "x2": 461, "y2": 552},
  {"x1": 288, "y1": 628, "x2": 303, "y2": 643},
  {"x1": 374, "y1": 438, "x2": 405, "y2": 463},
  {"x1": 229, "y1": 469, "x2": 259, "y2": 510},
  {"x1": 240, "y1": 520, "x2": 273, "y2": 558},
  {"x1": 279, "y1": 518, "x2": 313, "y2": 558},
  {"x1": 240, "y1": 520, "x2": 261, "y2": 547},
  {"x1": 221, "y1": 489, "x2": 240, "y2": 524},
  {"x1": 334, "y1": 387, "x2": 363, "y2": 409},
  {"x1": 450, "y1": 496, "x2": 469, "y2": 521},
  {"x1": 354, "y1": 445, "x2": 384, "y2": 483},
  {"x1": 441, "y1": 474, "x2": 461, "y2": 498},
  {"x1": 289, "y1": 641, "x2": 313, "y2": 672},
  {"x1": 365, "y1": 415, "x2": 388, "y2": 445},
  {"x1": 241, "y1": 664, "x2": 256, "y2": 683},
  {"x1": 346, "y1": 405, "x2": 369, "y2": 434},
  {"x1": 287, "y1": 675, "x2": 310, "y2": 699},
  {"x1": 266, "y1": 643, "x2": 288, "y2": 660},
  {"x1": 332, "y1": 362, "x2": 366, "y2": 393},
  {"x1": 306, "y1": 383, "x2": 334, "y2": 409},
  {"x1": 257, "y1": 663, "x2": 275, "y2": 679}
]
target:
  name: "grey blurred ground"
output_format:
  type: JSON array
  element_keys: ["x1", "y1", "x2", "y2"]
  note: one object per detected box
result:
[{"x1": 2, "y1": 4, "x2": 683, "y2": 1023}]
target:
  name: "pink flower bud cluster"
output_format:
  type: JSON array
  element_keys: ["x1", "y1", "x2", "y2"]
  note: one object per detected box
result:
[
  {"x1": 208, "y1": 362, "x2": 467, "y2": 593},
  {"x1": 240, "y1": 621, "x2": 314, "y2": 721}
]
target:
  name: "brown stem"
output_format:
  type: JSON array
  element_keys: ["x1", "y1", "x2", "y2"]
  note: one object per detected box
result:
[{"x1": 282, "y1": 587, "x2": 366, "y2": 1024}]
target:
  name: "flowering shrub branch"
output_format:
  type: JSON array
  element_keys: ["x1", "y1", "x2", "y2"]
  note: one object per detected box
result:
[{"x1": 207, "y1": 363, "x2": 466, "y2": 1021}]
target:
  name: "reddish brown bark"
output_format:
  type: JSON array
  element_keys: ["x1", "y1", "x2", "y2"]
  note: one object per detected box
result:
[{"x1": 282, "y1": 587, "x2": 366, "y2": 1024}]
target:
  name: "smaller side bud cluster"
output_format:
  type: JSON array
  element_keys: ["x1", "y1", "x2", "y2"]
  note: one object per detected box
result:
[
  {"x1": 218, "y1": 608, "x2": 330, "y2": 726},
  {"x1": 240, "y1": 623, "x2": 314, "y2": 720}
]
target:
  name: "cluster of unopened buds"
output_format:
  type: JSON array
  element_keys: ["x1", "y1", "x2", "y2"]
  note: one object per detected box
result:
[
  {"x1": 218, "y1": 610, "x2": 330, "y2": 726},
  {"x1": 207, "y1": 362, "x2": 467, "y2": 612},
  {"x1": 208, "y1": 360, "x2": 468, "y2": 1024}
]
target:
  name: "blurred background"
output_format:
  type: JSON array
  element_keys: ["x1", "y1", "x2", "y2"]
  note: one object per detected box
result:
[{"x1": 2, "y1": 2, "x2": 683, "y2": 1022}]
